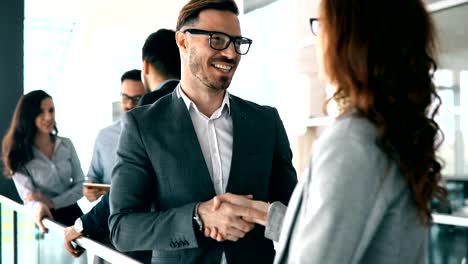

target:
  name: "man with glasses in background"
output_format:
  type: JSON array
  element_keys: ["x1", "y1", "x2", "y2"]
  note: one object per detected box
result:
[
  {"x1": 109, "y1": 1, "x2": 297, "y2": 263},
  {"x1": 63, "y1": 69, "x2": 149, "y2": 260},
  {"x1": 82, "y1": 69, "x2": 146, "y2": 202},
  {"x1": 64, "y1": 28, "x2": 183, "y2": 261}
]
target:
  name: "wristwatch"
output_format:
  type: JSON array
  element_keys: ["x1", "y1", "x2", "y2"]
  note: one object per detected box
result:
[
  {"x1": 193, "y1": 203, "x2": 204, "y2": 232},
  {"x1": 74, "y1": 218, "x2": 84, "y2": 234}
]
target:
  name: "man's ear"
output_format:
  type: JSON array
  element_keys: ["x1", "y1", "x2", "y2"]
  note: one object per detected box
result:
[
  {"x1": 142, "y1": 59, "x2": 150, "y2": 75},
  {"x1": 176, "y1": 31, "x2": 188, "y2": 54}
]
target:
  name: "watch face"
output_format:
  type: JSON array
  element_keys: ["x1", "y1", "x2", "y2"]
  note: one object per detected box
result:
[{"x1": 74, "y1": 218, "x2": 83, "y2": 233}]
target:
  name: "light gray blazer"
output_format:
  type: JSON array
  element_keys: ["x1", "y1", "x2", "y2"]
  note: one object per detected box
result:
[{"x1": 274, "y1": 113, "x2": 427, "y2": 264}]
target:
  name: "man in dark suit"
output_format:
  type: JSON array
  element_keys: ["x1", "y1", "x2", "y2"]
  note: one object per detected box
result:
[
  {"x1": 109, "y1": 1, "x2": 297, "y2": 263},
  {"x1": 138, "y1": 29, "x2": 181, "y2": 106}
]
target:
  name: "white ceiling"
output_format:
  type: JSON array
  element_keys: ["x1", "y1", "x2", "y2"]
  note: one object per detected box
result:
[{"x1": 244, "y1": 0, "x2": 278, "y2": 13}]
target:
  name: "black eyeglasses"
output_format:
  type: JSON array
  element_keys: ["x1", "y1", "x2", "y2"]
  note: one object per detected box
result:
[
  {"x1": 121, "y1": 93, "x2": 142, "y2": 103},
  {"x1": 309, "y1": 18, "x2": 320, "y2": 36},
  {"x1": 183, "y1": 28, "x2": 253, "y2": 55}
]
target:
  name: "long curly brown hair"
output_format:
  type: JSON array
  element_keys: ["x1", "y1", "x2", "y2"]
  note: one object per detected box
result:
[{"x1": 320, "y1": 0, "x2": 447, "y2": 224}]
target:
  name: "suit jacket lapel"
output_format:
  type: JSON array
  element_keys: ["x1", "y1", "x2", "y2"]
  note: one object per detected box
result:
[
  {"x1": 226, "y1": 96, "x2": 251, "y2": 194},
  {"x1": 171, "y1": 91, "x2": 216, "y2": 197}
]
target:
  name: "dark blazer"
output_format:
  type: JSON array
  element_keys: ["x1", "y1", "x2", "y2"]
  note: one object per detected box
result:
[
  {"x1": 109, "y1": 89, "x2": 297, "y2": 264},
  {"x1": 80, "y1": 192, "x2": 152, "y2": 263},
  {"x1": 81, "y1": 192, "x2": 110, "y2": 240},
  {"x1": 138, "y1": 79, "x2": 179, "y2": 106}
]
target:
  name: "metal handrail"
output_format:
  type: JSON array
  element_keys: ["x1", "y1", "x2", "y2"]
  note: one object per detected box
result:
[
  {"x1": 0, "y1": 195, "x2": 141, "y2": 264},
  {"x1": 428, "y1": 0, "x2": 468, "y2": 13},
  {"x1": 433, "y1": 213, "x2": 468, "y2": 227}
]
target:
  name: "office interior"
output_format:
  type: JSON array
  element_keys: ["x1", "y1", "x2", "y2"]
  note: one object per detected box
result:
[{"x1": 0, "y1": 0, "x2": 467, "y2": 263}]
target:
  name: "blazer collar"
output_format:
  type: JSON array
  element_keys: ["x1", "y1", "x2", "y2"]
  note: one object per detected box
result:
[
  {"x1": 176, "y1": 84, "x2": 231, "y2": 115},
  {"x1": 169, "y1": 90, "x2": 216, "y2": 197},
  {"x1": 225, "y1": 96, "x2": 251, "y2": 193}
]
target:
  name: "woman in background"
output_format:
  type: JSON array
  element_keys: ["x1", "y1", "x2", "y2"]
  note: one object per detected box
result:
[
  {"x1": 2, "y1": 90, "x2": 84, "y2": 233},
  {"x1": 273, "y1": 0, "x2": 447, "y2": 263}
]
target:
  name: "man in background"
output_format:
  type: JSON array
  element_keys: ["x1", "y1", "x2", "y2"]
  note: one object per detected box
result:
[
  {"x1": 138, "y1": 29, "x2": 181, "y2": 106},
  {"x1": 83, "y1": 69, "x2": 146, "y2": 202},
  {"x1": 64, "y1": 69, "x2": 147, "y2": 259},
  {"x1": 64, "y1": 28, "x2": 182, "y2": 261}
]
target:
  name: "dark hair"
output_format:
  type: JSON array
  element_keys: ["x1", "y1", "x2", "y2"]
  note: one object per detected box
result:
[
  {"x1": 2, "y1": 90, "x2": 58, "y2": 176},
  {"x1": 176, "y1": 0, "x2": 239, "y2": 31},
  {"x1": 142, "y1": 29, "x2": 181, "y2": 79},
  {"x1": 320, "y1": 0, "x2": 446, "y2": 224},
  {"x1": 121, "y1": 69, "x2": 141, "y2": 83}
]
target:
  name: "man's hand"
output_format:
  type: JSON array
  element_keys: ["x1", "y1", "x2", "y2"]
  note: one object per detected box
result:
[
  {"x1": 83, "y1": 183, "x2": 107, "y2": 202},
  {"x1": 198, "y1": 193, "x2": 267, "y2": 242},
  {"x1": 34, "y1": 202, "x2": 54, "y2": 234},
  {"x1": 64, "y1": 226, "x2": 85, "y2": 257},
  {"x1": 204, "y1": 193, "x2": 270, "y2": 241},
  {"x1": 26, "y1": 192, "x2": 54, "y2": 209},
  {"x1": 213, "y1": 193, "x2": 269, "y2": 225}
]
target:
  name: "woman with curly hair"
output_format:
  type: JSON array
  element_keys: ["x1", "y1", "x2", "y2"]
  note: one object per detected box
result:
[
  {"x1": 272, "y1": 0, "x2": 447, "y2": 263},
  {"x1": 2, "y1": 90, "x2": 84, "y2": 233}
]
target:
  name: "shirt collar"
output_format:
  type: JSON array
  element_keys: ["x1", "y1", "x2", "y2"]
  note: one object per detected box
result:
[
  {"x1": 32, "y1": 136, "x2": 62, "y2": 159},
  {"x1": 156, "y1": 79, "x2": 178, "y2": 90},
  {"x1": 176, "y1": 84, "x2": 231, "y2": 116}
]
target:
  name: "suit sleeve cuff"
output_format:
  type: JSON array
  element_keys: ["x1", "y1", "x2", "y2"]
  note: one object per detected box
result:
[{"x1": 265, "y1": 201, "x2": 287, "y2": 242}]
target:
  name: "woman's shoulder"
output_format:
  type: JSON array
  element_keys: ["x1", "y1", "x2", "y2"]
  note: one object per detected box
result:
[
  {"x1": 320, "y1": 113, "x2": 377, "y2": 148},
  {"x1": 54, "y1": 136, "x2": 76, "y2": 150}
]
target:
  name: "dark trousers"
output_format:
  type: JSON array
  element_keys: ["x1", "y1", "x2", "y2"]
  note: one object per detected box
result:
[{"x1": 51, "y1": 203, "x2": 83, "y2": 226}]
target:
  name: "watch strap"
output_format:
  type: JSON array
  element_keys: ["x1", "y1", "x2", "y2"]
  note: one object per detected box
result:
[{"x1": 193, "y1": 203, "x2": 204, "y2": 232}]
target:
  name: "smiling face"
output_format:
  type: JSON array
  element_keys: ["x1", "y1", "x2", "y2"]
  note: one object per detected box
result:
[
  {"x1": 184, "y1": 9, "x2": 242, "y2": 92},
  {"x1": 34, "y1": 97, "x2": 55, "y2": 136}
]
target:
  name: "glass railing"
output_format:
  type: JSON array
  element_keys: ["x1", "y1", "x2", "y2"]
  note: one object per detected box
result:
[
  {"x1": 3, "y1": 193, "x2": 468, "y2": 263},
  {"x1": 431, "y1": 214, "x2": 468, "y2": 264},
  {"x1": 0, "y1": 195, "x2": 141, "y2": 264}
]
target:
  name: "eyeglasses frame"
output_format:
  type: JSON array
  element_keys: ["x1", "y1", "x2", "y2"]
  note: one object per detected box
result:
[
  {"x1": 121, "y1": 93, "x2": 143, "y2": 103},
  {"x1": 183, "y1": 28, "x2": 253, "y2": 55},
  {"x1": 309, "y1": 18, "x2": 320, "y2": 36}
]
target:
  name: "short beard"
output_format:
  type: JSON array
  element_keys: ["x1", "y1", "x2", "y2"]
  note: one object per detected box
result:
[{"x1": 189, "y1": 47, "x2": 232, "y2": 91}]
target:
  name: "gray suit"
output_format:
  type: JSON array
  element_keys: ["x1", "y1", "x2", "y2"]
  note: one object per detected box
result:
[
  {"x1": 274, "y1": 113, "x2": 427, "y2": 264},
  {"x1": 109, "y1": 90, "x2": 297, "y2": 264}
]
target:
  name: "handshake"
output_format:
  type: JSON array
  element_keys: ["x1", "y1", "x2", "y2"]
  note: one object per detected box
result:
[{"x1": 197, "y1": 193, "x2": 270, "y2": 242}]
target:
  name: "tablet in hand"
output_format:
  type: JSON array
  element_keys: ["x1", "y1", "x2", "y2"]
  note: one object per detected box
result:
[{"x1": 83, "y1": 182, "x2": 111, "y2": 191}]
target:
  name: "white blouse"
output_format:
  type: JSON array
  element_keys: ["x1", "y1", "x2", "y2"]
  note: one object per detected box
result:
[{"x1": 12, "y1": 136, "x2": 84, "y2": 209}]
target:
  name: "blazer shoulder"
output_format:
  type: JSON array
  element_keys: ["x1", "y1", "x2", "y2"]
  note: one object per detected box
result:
[
  {"x1": 229, "y1": 93, "x2": 276, "y2": 114},
  {"x1": 328, "y1": 114, "x2": 377, "y2": 143},
  {"x1": 126, "y1": 94, "x2": 175, "y2": 127}
]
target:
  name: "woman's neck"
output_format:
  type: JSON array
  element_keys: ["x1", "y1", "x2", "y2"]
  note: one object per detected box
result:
[
  {"x1": 34, "y1": 133, "x2": 54, "y2": 159},
  {"x1": 34, "y1": 132, "x2": 50, "y2": 147}
]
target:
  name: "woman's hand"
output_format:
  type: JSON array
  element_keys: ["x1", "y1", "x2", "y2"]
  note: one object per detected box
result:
[{"x1": 34, "y1": 202, "x2": 54, "y2": 234}]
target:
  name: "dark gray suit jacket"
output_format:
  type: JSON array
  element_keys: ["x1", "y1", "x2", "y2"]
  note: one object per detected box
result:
[{"x1": 109, "y1": 90, "x2": 297, "y2": 264}]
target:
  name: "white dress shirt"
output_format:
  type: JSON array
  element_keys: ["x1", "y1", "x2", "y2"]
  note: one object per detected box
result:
[
  {"x1": 12, "y1": 137, "x2": 85, "y2": 210},
  {"x1": 177, "y1": 85, "x2": 233, "y2": 195},
  {"x1": 177, "y1": 85, "x2": 233, "y2": 264}
]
